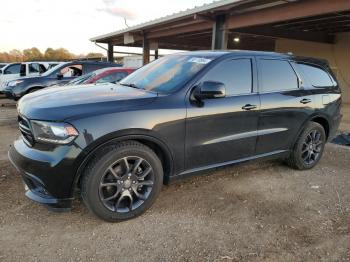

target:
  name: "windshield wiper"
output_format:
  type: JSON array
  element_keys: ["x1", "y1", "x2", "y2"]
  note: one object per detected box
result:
[{"x1": 119, "y1": 83, "x2": 142, "y2": 89}]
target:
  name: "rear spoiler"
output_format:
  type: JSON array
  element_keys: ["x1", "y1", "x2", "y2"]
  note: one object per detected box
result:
[{"x1": 294, "y1": 56, "x2": 330, "y2": 69}]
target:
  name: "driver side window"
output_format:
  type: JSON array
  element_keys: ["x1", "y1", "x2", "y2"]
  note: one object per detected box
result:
[
  {"x1": 200, "y1": 58, "x2": 253, "y2": 96},
  {"x1": 60, "y1": 64, "x2": 82, "y2": 77}
]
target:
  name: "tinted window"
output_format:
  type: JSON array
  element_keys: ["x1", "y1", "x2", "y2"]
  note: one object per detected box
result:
[
  {"x1": 260, "y1": 60, "x2": 298, "y2": 92},
  {"x1": 201, "y1": 58, "x2": 252, "y2": 95},
  {"x1": 60, "y1": 64, "x2": 82, "y2": 77},
  {"x1": 39, "y1": 64, "x2": 47, "y2": 74},
  {"x1": 120, "y1": 54, "x2": 216, "y2": 94},
  {"x1": 29, "y1": 63, "x2": 40, "y2": 73},
  {"x1": 85, "y1": 64, "x2": 103, "y2": 73},
  {"x1": 298, "y1": 63, "x2": 334, "y2": 87},
  {"x1": 4, "y1": 64, "x2": 20, "y2": 74}
]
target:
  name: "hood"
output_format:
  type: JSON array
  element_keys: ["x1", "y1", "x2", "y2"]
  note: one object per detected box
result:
[{"x1": 18, "y1": 83, "x2": 158, "y2": 121}]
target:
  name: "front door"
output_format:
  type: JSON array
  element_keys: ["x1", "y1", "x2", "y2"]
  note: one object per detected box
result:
[{"x1": 185, "y1": 57, "x2": 260, "y2": 170}]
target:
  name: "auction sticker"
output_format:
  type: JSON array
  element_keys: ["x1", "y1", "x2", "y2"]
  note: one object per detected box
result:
[{"x1": 188, "y1": 57, "x2": 212, "y2": 64}]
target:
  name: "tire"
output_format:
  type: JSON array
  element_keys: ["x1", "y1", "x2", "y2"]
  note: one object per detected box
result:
[
  {"x1": 287, "y1": 121, "x2": 326, "y2": 170},
  {"x1": 81, "y1": 140, "x2": 163, "y2": 222}
]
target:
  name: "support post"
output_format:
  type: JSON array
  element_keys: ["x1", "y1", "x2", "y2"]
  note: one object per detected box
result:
[
  {"x1": 107, "y1": 43, "x2": 114, "y2": 62},
  {"x1": 143, "y1": 36, "x2": 150, "y2": 65},
  {"x1": 154, "y1": 49, "x2": 159, "y2": 59},
  {"x1": 211, "y1": 15, "x2": 228, "y2": 50}
]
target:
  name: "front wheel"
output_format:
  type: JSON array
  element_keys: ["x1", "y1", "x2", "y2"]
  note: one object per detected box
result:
[
  {"x1": 81, "y1": 141, "x2": 163, "y2": 222},
  {"x1": 287, "y1": 122, "x2": 326, "y2": 170}
]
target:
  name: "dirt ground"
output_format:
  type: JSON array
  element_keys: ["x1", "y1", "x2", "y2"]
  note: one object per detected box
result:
[{"x1": 0, "y1": 97, "x2": 350, "y2": 262}]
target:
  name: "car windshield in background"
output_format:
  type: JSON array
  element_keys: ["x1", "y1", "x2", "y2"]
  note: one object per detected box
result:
[
  {"x1": 40, "y1": 63, "x2": 67, "y2": 76},
  {"x1": 67, "y1": 72, "x2": 95, "y2": 85},
  {"x1": 119, "y1": 54, "x2": 215, "y2": 94}
]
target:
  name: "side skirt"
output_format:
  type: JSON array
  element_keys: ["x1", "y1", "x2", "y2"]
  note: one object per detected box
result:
[{"x1": 166, "y1": 150, "x2": 289, "y2": 184}]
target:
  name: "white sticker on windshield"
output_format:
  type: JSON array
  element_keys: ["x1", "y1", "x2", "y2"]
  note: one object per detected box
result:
[{"x1": 188, "y1": 57, "x2": 212, "y2": 64}]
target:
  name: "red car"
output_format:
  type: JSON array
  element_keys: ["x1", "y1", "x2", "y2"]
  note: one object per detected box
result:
[{"x1": 66, "y1": 67, "x2": 136, "y2": 86}]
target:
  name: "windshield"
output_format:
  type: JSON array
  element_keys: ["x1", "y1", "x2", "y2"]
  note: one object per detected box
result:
[
  {"x1": 67, "y1": 71, "x2": 95, "y2": 85},
  {"x1": 119, "y1": 54, "x2": 215, "y2": 94},
  {"x1": 41, "y1": 63, "x2": 67, "y2": 77}
]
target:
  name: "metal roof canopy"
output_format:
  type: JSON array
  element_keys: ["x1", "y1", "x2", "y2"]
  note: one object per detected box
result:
[{"x1": 90, "y1": 0, "x2": 350, "y2": 62}]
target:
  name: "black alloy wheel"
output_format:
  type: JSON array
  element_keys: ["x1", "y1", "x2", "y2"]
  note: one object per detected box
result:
[
  {"x1": 99, "y1": 156, "x2": 154, "y2": 213},
  {"x1": 82, "y1": 141, "x2": 163, "y2": 222},
  {"x1": 301, "y1": 130, "x2": 323, "y2": 165},
  {"x1": 287, "y1": 121, "x2": 326, "y2": 170}
]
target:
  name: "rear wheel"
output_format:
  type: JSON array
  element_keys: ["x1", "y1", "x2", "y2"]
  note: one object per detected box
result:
[
  {"x1": 287, "y1": 122, "x2": 326, "y2": 170},
  {"x1": 81, "y1": 141, "x2": 163, "y2": 222}
]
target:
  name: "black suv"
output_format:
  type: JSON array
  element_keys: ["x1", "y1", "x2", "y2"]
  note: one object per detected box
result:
[
  {"x1": 9, "y1": 51, "x2": 342, "y2": 222},
  {"x1": 4, "y1": 61, "x2": 120, "y2": 99}
]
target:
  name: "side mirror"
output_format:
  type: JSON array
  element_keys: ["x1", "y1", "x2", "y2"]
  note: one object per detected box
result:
[
  {"x1": 194, "y1": 81, "x2": 226, "y2": 100},
  {"x1": 57, "y1": 73, "x2": 63, "y2": 80}
]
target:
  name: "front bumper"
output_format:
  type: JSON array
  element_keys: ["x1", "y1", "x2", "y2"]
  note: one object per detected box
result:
[{"x1": 8, "y1": 138, "x2": 83, "y2": 210}]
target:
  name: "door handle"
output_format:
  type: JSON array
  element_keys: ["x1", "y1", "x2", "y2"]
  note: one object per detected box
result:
[
  {"x1": 242, "y1": 104, "x2": 257, "y2": 110},
  {"x1": 300, "y1": 98, "x2": 312, "y2": 104}
]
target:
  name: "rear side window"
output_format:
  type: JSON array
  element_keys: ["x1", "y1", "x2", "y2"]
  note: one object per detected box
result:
[
  {"x1": 259, "y1": 59, "x2": 298, "y2": 92},
  {"x1": 201, "y1": 58, "x2": 252, "y2": 96},
  {"x1": 29, "y1": 63, "x2": 40, "y2": 73},
  {"x1": 298, "y1": 63, "x2": 334, "y2": 87}
]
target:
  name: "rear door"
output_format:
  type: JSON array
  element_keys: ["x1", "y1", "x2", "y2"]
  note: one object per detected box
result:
[
  {"x1": 255, "y1": 57, "x2": 315, "y2": 154},
  {"x1": 185, "y1": 56, "x2": 260, "y2": 170}
]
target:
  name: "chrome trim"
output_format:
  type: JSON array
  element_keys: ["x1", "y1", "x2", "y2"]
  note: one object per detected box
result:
[{"x1": 203, "y1": 128, "x2": 288, "y2": 145}]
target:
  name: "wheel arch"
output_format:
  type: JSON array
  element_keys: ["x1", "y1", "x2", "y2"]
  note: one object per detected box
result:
[
  {"x1": 26, "y1": 86, "x2": 44, "y2": 94},
  {"x1": 292, "y1": 114, "x2": 331, "y2": 149},
  {"x1": 310, "y1": 116, "x2": 330, "y2": 139},
  {"x1": 72, "y1": 131, "x2": 174, "y2": 194}
]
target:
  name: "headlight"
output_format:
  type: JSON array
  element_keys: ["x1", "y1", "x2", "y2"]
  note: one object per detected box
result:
[
  {"x1": 31, "y1": 120, "x2": 79, "y2": 144},
  {"x1": 8, "y1": 80, "x2": 24, "y2": 87}
]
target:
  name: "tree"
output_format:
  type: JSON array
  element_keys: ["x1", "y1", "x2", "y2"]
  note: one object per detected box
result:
[
  {"x1": 8, "y1": 49, "x2": 24, "y2": 62},
  {"x1": 86, "y1": 52, "x2": 104, "y2": 58},
  {"x1": 23, "y1": 47, "x2": 43, "y2": 61}
]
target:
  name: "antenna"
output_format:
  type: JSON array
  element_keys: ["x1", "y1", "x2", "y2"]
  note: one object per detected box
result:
[{"x1": 124, "y1": 17, "x2": 129, "y2": 28}]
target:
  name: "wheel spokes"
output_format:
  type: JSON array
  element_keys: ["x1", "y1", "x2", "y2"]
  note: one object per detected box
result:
[
  {"x1": 132, "y1": 187, "x2": 147, "y2": 200},
  {"x1": 122, "y1": 157, "x2": 130, "y2": 173},
  {"x1": 138, "y1": 180, "x2": 154, "y2": 187},
  {"x1": 108, "y1": 166, "x2": 121, "y2": 180},
  {"x1": 138, "y1": 166, "x2": 152, "y2": 179},
  {"x1": 132, "y1": 158, "x2": 143, "y2": 175},
  {"x1": 100, "y1": 182, "x2": 119, "y2": 188},
  {"x1": 99, "y1": 156, "x2": 155, "y2": 213},
  {"x1": 102, "y1": 186, "x2": 122, "y2": 201}
]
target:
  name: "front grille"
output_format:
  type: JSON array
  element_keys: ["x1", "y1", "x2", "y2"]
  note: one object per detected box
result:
[{"x1": 18, "y1": 115, "x2": 34, "y2": 146}]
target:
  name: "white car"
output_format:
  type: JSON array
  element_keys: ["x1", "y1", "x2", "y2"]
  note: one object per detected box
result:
[{"x1": 0, "y1": 62, "x2": 61, "y2": 92}]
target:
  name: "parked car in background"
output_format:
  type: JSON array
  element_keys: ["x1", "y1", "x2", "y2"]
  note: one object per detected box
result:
[
  {"x1": 3, "y1": 61, "x2": 121, "y2": 99},
  {"x1": 63, "y1": 67, "x2": 135, "y2": 86},
  {"x1": 0, "y1": 62, "x2": 60, "y2": 93},
  {"x1": 9, "y1": 51, "x2": 341, "y2": 222},
  {"x1": 0, "y1": 63, "x2": 7, "y2": 69}
]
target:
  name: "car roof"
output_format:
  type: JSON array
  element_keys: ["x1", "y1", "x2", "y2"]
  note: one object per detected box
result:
[{"x1": 181, "y1": 50, "x2": 328, "y2": 66}]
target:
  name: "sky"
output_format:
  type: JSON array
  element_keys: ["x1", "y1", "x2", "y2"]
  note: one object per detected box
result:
[{"x1": 0, "y1": 0, "x2": 214, "y2": 55}]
